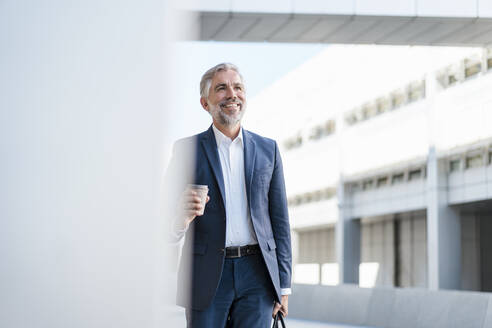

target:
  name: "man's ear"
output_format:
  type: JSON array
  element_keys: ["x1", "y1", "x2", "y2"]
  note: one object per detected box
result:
[{"x1": 200, "y1": 97, "x2": 209, "y2": 111}]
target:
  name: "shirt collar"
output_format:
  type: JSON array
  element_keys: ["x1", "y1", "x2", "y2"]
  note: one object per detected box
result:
[{"x1": 212, "y1": 124, "x2": 243, "y2": 147}]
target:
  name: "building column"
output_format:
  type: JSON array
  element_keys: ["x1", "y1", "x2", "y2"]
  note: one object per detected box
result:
[
  {"x1": 426, "y1": 147, "x2": 461, "y2": 290},
  {"x1": 336, "y1": 179, "x2": 361, "y2": 284}
]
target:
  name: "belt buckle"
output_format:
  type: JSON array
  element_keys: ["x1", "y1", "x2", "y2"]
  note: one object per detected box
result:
[{"x1": 230, "y1": 246, "x2": 241, "y2": 258}]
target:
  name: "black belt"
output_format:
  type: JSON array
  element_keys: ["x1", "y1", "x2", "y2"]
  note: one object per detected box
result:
[{"x1": 225, "y1": 244, "x2": 261, "y2": 258}]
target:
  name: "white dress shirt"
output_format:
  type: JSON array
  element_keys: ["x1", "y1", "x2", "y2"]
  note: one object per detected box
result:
[{"x1": 212, "y1": 125, "x2": 258, "y2": 247}]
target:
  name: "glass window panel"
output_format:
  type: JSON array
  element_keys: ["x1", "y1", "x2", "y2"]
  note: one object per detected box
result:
[
  {"x1": 450, "y1": 159, "x2": 461, "y2": 172},
  {"x1": 409, "y1": 169, "x2": 422, "y2": 180},
  {"x1": 363, "y1": 180, "x2": 374, "y2": 190},
  {"x1": 377, "y1": 97, "x2": 391, "y2": 113},
  {"x1": 325, "y1": 120, "x2": 335, "y2": 135},
  {"x1": 464, "y1": 56, "x2": 481, "y2": 79},
  {"x1": 345, "y1": 112, "x2": 357, "y2": 125},
  {"x1": 448, "y1": 74, "x2": 458, "y2": 86},
  {"x1": 408, "y1": 80, "x2": 425, "y2": 102},
  {"x1": 377, "y1": 176, "x2": 388, "y2": 187},
  {"x1": 391, "y1": 91, "x2": 405, "y2": 109},
  {"x1": 392, "y1": 173, "x2": 405, "y2": 184},
  {"x1": 466, "y1": 154, "x2": 483, "y2": 168}
]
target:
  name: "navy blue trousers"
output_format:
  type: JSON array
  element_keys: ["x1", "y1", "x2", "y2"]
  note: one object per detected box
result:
[{"x1": 186, "y1": 253, "x2": 275, "y2": 328}]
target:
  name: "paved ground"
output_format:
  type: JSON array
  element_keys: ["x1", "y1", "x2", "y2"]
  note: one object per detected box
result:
[
  {"x1": 169, "y1": 308, "x2": 370, "y2": 327},
  {"x1": 287, "y1": 318, "x2": 371, "y2": 328}
]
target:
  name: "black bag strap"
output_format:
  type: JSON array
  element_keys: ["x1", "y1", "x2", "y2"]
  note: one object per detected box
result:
[{"x1": 272, "y1": 313, "x2": 285, "y2": 328}]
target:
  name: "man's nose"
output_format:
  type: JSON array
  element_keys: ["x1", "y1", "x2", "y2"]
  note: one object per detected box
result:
[{"x1": 225, "y1": 86, "x2": 237, "y2": 99}]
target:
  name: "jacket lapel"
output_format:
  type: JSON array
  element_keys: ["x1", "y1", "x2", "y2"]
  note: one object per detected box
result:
[
  {"x1": 243, "y1": 129, "x2": 256, "y2": 208},
  {"x1": 200, "y1": 126, "x2": 226, "y2": 206}
]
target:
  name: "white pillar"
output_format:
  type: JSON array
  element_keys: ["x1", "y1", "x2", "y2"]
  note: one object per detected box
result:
[
  {"x1": 426, "y1": 147, "x2": 461, "y2": 290},
  {"x1": 336, "y1": 179, "x2": 361, "y2": 284}
]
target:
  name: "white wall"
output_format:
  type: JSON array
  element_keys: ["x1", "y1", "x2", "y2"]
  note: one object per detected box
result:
[
  {"x1": 289, "y1": 199, "x2": 339, "y2": 229},
  {"x1": 435, "y1": 73, "x2": 492, "y2": 152},
  {"x1": 0, "y1": 1, "x2": 184, "y2": 327}
]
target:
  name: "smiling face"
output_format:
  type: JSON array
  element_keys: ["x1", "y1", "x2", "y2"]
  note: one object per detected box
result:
[{"x1": 201, "y1": 69, "x2": 246, "y2": 128}]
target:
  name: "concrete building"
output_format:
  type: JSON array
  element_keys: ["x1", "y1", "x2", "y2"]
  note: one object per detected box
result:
[{"x1": 244, "y1": 45, "x2": 492, "y2": 293}]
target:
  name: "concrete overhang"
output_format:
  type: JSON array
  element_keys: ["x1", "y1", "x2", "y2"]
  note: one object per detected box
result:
[
  {"x1": 180, "y1": 0, "x2": 492, "y2": 46},
  {"x1": 196, "y1": 12, "x2": 492, "y2": 46}
]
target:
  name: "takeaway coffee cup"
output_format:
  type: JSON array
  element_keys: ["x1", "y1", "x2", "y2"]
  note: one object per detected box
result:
[{"x1": 187, "y1": 184, "x2": 208, "y2": 215}]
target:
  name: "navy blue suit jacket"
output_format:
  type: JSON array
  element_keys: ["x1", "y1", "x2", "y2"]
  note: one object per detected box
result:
[{"x1": 170, "y1": 126, "x2": 292, "y2": 310}]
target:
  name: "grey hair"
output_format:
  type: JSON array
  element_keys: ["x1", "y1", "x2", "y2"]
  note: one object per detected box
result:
[{"x1": 199, "y1": 63, "x2": 245, "y2": 99}]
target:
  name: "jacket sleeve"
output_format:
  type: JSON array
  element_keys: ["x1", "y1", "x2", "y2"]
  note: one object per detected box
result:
[
  {"x1": 268, "y1": 141, "x2": 292, "y2": 290},
  {"x1": 163, "y1": 139, "x2": 195, "y2": 244}
]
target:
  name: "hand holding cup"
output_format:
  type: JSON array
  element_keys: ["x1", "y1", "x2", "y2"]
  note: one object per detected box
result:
[{"x1": 178, "y1": 184, "x2": 209, "y2": 230}]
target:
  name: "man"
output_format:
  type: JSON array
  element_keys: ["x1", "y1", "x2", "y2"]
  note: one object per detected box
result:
[{"x1": 168, "y1": 63, "x2": 291, "y2": 328}]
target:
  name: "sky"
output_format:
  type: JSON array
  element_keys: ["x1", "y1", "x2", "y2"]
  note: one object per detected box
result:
[{"x1": 166, "y1": 41, "x2": 327, "y2": 147}]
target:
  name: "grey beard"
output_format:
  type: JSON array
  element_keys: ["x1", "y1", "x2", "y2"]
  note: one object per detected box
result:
[{"x1": 209, "y1": 102, "x2": 246, "y2": 127}]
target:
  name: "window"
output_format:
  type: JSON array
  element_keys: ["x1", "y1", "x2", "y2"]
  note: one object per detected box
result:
[
  {"x1": 351, "y1": 183, "x2": 361, "y2": 192},
  {"x1": 288, "y1": 187, "x2": 336, "y2": 207},
  {"x1": 284, "y1": 134, "x2": 302, "y2": 150},
  {"x1": 324, "y1": 120, "x2": 335, "y2": 135},
  {"x1": 465, "y1": 58, "x2": 481, "y2": 79},
  {"x1": 322, "y1": 188, "x2": 336, "y2": 199},
  {"x1": 437, "y1": 71, "x2": 448, "y2": 88},
  {"x1": 391, "y1": 90, "x2": 406, "y2": 109},
  {"x1": 362, "y1": 102, "x2": 377, "y2": 119},
  {"x1": 345, "y1": 112, "x2": 357, "y2": 126},
  {"x1": 309, "y1": 126, "x2": 323, "y2": 140},
  {"x1": 377, "y1": 176, "x2": 388, "y2": 187},
  {"x1": 312, "y1": 191, "x2": 323, "y2": 202},
  {"x1": 289, "y1": 195, "x2": 306, "y2": 206},
  {"x1": 448, "y1": 74, "x2": 458, "y2": 86},
  {"x1": 438, "y1": 64, "x2": 462, "y2": 88},
  {"x1": 296, "y1": 227, "x2": 336, "y2": 285},
  {"x1": 408, "y1": 80, "x2": 425, "y2": 102},
  {"x1": 448, "y1": 63, "x2": 463, "y2": 87},
  {"x1": 362, "y1": 180, "x2": 374, "y2": 190},
  {"x1": 449, "y1": 159, "x2": 461, "y2": 172},
  {"x1": 466, "y1": 154, "x2": 483, "y2": 169},
  {"x1": 376, "y1": 97, "x2": 391, "y2": 113},
  {"x1": 408, "y1": 168, "x2": 422, "y2": 181},
  {"x1": 392, "y1": 173, "x2": 405, "y2": 184},
  {"x1": 355, "y1": 108, "x2": 364, "y2": 122}
]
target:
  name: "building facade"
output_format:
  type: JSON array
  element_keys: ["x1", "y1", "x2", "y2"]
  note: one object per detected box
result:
[{"x1": 246, "y1": 45, "x2": 492, "y2": 292}]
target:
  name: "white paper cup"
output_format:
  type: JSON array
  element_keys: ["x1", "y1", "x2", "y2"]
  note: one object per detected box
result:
[{"x1": 187, "y1": 184, "x2": 208, "y2": 214}]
